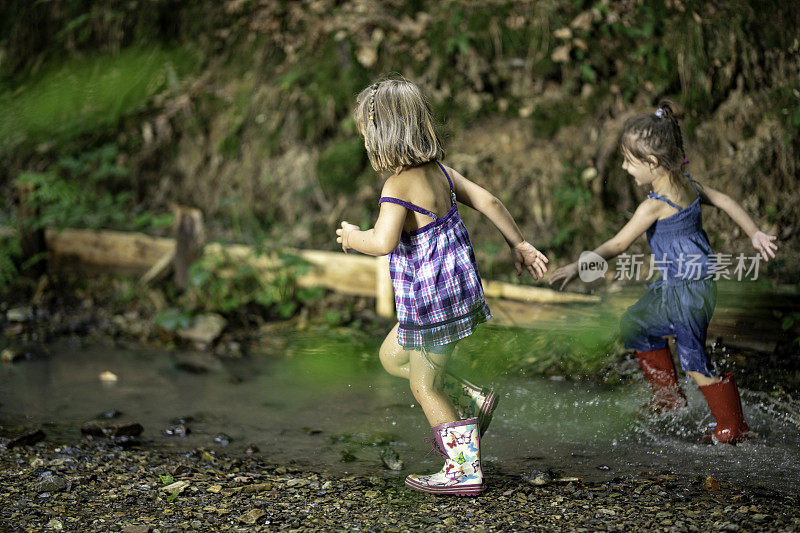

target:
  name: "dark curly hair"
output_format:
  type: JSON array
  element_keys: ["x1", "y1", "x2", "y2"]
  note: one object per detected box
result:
[{"x1": 620, "y1": 100, "x2": 687, "y2": 182}]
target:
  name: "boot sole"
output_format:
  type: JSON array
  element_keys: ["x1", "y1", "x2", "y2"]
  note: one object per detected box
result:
[
  {"x1": 405, "y1": 477, "x2": 484, "y2": 496},
  {"x1": 700, "y1": 429, "x2": 752, "y2": 445}
]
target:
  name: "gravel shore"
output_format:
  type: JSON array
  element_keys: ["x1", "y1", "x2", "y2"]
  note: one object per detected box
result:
[{"x1": 3, "y1": 440, "x2": 799, "y2": 532}]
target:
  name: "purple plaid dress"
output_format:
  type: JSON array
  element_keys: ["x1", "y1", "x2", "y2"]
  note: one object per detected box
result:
[{"x1": 379, "y1": 162, "x2": 492, "y2": 348}]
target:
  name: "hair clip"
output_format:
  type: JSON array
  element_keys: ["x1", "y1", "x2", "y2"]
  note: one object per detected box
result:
[
  {"x1": 368, "y1": 84, "x2": 379, "y2": 123},
  {"x1": 654, "y1": 108, "x2": 665, "y2": 118}
]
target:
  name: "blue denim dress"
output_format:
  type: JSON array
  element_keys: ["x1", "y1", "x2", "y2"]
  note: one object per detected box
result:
[{"x1": 619, "y1": 177, "x2": 717, "y2": 377}]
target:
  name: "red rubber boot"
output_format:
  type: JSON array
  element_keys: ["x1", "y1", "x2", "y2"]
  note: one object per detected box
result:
[
  {"x1": 699, "y1": 372, "x2": 750, "y2": 444},
  {"x1": 634, "y1": 347, "x2": 687, "y2": 412}
]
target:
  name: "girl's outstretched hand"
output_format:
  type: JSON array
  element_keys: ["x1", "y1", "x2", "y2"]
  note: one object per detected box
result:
[
  {"x1": 336, "y1": 221, "x2": 359, "y2": 253},
  {"x1": 512, "y1": 241, "x2": 549, "y2": 280},
  {"x1": 751, "y1": 230, "x2": 778, "y2": 261},
  {"x1": 548, "y1": 262, "x2": 579, "y2": 291}
]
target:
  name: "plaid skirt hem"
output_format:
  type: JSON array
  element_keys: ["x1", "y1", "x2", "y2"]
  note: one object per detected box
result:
[{"x1": 397, "y1": 301, "x2": 492, "y2": 348}]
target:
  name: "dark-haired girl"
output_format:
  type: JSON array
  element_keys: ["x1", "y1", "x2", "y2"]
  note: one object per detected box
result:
[{"x1": 549, "y1": 102, "x2": 778, "y2": 444}]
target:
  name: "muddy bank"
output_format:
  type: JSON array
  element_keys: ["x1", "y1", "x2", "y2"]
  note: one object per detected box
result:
[{"x1": 2, "y1": 440, "x2": 799, "y2": 532}]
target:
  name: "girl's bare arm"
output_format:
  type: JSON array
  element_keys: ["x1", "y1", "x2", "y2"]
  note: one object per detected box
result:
[
  {"x1": 699, "y1": 185, "x2": 778, "y2": 260},
  {"x1": 549, "y1": 200, "x2": 662, "y2": 290},
  {"x1": 447, "y1": 166, "x2": 548, "y2": 278},
  {"x1": 448, "y1": 166, "x2": 526, "y2": 247},
  {"x1": 336, "y1": 180, "x2": 407, "y2": 256}
]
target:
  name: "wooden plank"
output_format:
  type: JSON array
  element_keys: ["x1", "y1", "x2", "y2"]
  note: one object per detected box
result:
[
  {"x1": 201, "y1": 245, "x2": 377, "y2": 297},
  {"x1": 45, "y1": 228, "x2": 174, "y2": 275},
  {"x1": 482, "y1": 280, "x2": 600, "y2": 304}
]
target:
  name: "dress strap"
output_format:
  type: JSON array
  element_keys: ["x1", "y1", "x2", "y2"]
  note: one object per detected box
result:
[
  {"x1": 379, "y1": 197, "x2": 437, "y2": 220},
  {"x1": 435, "y1": 161, "x2": 457, "y2": 205},
  {"x1": 647, "y1": 191, "x2": 683, "y2": 211}
]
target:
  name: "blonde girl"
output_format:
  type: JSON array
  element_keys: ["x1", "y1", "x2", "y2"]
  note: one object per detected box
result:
[{"x1": 336, "y1": 78, "x2": 548, "y2": 494}]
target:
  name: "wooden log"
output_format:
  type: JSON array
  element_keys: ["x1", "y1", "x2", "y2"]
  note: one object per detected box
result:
[
  {"x1": 15, "y1": 182, "x2": 47, "y2": 277},
  {"x1": 41, "y1": 226, "x2": 597, "y2": 304},
  {"x1": 139, "y1": 249, "x2": 175, "y2": 285},
  {"x1": 45, "y1": 228, "x2": 174, "y2": 275},
  {"x1": 173, "y1": 206, "x2": 204, "y2": 290},
  {"x1": 482, "y1": 280, "x2": 600, "y2": 303},
  {"x1": 201, "y1": 244, "x2": 377, "y2": 297}
]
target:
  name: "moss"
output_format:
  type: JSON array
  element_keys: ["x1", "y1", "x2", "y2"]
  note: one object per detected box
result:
[
  {"x1": 530, "y1": 99, "x2": 585, "y2": 138},
  {"x1": 0, "y1": 45, "x2": 200, "y2": 155},
  {"x1": 316, "y1": 137, "x2": 368, "y2": 195}
]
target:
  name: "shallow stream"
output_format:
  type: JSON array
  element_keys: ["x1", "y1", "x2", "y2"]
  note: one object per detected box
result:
[{"x1": 2, "y1": 321, "x2": 799, "y2": 497}]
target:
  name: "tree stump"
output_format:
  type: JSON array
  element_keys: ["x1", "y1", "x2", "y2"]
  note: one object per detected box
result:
[{"x1": 173, "y1": 206, "x2": 204, "y2": 290}]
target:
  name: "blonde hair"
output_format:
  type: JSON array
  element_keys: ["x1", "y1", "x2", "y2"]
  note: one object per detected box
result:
[{"x1": 354, "y1": 77, "x2": 444, "y2": 174}]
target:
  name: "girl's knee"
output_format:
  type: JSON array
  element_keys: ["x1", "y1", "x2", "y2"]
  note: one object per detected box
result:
[
  {"x1": 378, "y1": 346, "x2": 394, "y2": 371},
  {"x1": 379, "y1": 342, "x2": 406, "y2": 372},
  {"x1": 409, "y1": 376, "x2": 441, "y2": 402}
]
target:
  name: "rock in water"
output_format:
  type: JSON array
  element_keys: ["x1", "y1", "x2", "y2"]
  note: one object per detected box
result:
[
  {"x1": 176, "y1": 313, "x2": 226, "y2": 345},
  {"x1": 172, "y1": 352, "x2": 223, "y2": 374},
  {"x1": 80, "y1": 422, "x2": 143, "y2": 438},
  {"x1": 6, "y1": 429, "x2": 46, "y2": 448},
  {"x1": 528, "y1": 471, "x2": 553, "y2": 486},
  {"x1": 380, "y1": 447, "x2": 403, "y2": 471},
  {"x1": 213, "y1": 433, "x2": 232, "y2": 446},
  {"x1": 161, "y1": 424, "x2": 190, "y2": 437}
]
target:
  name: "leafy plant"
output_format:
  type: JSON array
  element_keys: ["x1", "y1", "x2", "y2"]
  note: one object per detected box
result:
[
  {"x1": 316, "y1": 137, "x2": 367, "y2": 195},
  {"x1": 15, "y1": 144, "x2": 133, "y2": 230},
  {"x1": 180, "y1": 248, "x2": 316, "y2": 320},
  {"x1": 0, "y1": 235, "x2": 21, "y2": 291},
  {"x1": 154, "y1": 308, "x2": 193, "y2": 331}
]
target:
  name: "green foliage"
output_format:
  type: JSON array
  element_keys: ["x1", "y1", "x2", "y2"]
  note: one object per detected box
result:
[
  {"x1": 530, "y1": 99, "x2": 585, "y2": 138},
  {"x1": 15, "y1": 144, "x2": 133, "y2": 230},
  {"x1": 454, "y1": 316, "x2": 621, "y2": 379},
  {"x1": 275, "y1": 35, "x2": 371, "y2": 143},
  {"x1": 180, "y1": 249, "x2": 315, "y2": 320},
  {"x1": 0, "y1": 45, "x2": 199, "y2": 155},
  {"x1": 782, "y1": 312, "x2": 800, "y2": 346},
  {"x1": 316, "y1": 137, "x2": 367, "y2": 194},
  {"x1": 154, "y1": 308, "x2": 193, "y2": 332},
  {"x1": 0, "y1": 235, "x2": 22, "y2": 292},
  {"x1": 545, "y1": 161, "x2": 592, "y2": 252}
]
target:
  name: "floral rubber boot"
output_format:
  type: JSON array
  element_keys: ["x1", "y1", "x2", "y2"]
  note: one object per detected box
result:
[{"x1": 405, "y1": 417, "x2": 484, "y2": 496}]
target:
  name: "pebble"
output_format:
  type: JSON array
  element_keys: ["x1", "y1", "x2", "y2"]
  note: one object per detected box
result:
[
  {"x1": 36, "y1": 475, "x2": 68, "y2": 493},
  {"x1": 529, "y1": 471, "x2": 552, "y2": 486},
  {"x1": 2, "y1": 440, "x2": 798, "y2": 532},
  {"x1": 213, "y1": 433, "x2": 232, "y2": 446}
]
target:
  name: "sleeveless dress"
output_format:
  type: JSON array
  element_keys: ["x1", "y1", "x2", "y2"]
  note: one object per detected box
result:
[
  {"x1": 619, "y1": 176, "x2": 717, "y2": 377},
  {"x1": 378, "y1": 162, "x2": 492, "y2": 350}
]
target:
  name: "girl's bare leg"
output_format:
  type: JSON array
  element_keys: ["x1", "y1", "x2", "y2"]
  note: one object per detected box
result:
[
  {"x1": 408, "y1": 348, "x2": 458, "y2": 427},
  {"x1": 379, "y1": 323, "x2": 410, "y2": 379},
  {"x1": 687, "y1": 371, "x2": 719, "y2": 387}
]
